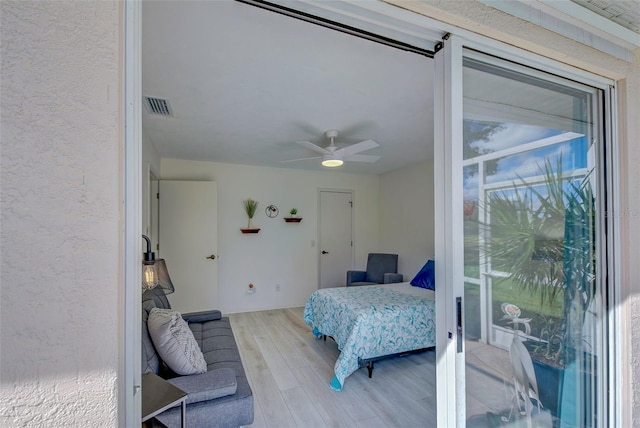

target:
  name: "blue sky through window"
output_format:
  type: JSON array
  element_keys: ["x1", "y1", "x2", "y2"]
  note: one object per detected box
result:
[
  {"x1": 463, "y1": 120, "x2": 588, "y2": 199},
  {"x1": 467, "y1": 122, "x2": 563, "y2": 155}
]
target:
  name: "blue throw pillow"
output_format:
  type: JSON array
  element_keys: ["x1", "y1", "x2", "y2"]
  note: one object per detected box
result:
[{"x1": 410, "y1": 259, "x2": 435, "y2": 290}]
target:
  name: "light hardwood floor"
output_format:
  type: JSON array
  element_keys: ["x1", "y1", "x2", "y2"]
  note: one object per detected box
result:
[{"x1": 229, "y1": 307, "x2": 438, "y2": 428}]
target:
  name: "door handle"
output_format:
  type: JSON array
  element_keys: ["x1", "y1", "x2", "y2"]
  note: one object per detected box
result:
[
  {"x1": 321, "y1": 250, "x2": 329, "y2": 254},
  {"x1": 456, "y1": 297, "x2": 463, "y2": 353},
  {"x1": 206, "y1": 254, "x2": 216, "y2": 260}
]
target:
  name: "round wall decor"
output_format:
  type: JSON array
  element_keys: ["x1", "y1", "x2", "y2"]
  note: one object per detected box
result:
[{"x1": 265, "y1": 205, "x2": 279, "y2": 218}]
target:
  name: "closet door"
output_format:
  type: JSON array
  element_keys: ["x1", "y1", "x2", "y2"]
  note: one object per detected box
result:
[
  {"x1": 159, "y1": 180, "x2": 219, "y2": 313},
  {"x1": 318, "y1": 190, "x2": 353, "y2": 289}
]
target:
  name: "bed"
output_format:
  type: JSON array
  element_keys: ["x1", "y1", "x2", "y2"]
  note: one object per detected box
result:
[{"x1": 303, "y1": 282, "x2": 436, "y2": 391}]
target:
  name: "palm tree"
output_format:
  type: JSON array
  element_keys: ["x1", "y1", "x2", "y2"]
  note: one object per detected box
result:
[{"x1": 478, "y1": 157, "x2": 596, "y2": 367}]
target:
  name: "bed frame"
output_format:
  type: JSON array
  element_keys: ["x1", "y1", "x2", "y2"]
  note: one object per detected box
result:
[{"x1": 323, "y1": 334, "x2": 434, "y2": 378}]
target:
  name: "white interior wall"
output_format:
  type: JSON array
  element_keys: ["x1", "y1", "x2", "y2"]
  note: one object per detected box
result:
[
  {"x1": 379, "y1": 159, "x2": 435, "y2": 280},
  {"x1": 160, "y1": 159, "x2": 381, "y2": 313},
  {"x1": 0, "y1": 1, "x2": 121, "y2": 425}
]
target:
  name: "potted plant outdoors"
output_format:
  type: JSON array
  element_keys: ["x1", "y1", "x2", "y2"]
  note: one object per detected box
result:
[
  {"x1": 477, "y1": 157, "x2": 596, "y2": 419},
  {"x1": 241, "y1": 198, "x2": 260, "y2": 233},
  {"x1": 285, "y1": 208, "x2": 302, "y2": 223}
]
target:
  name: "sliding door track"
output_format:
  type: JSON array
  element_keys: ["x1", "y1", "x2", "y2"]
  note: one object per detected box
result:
[{"x1": 235, "y1": 0, "x2": 435, "y2": 58}]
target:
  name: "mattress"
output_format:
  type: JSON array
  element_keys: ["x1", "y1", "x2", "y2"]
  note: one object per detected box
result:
[{"x1": 303, "y1": 282, "x2": 436, "y2": 390}]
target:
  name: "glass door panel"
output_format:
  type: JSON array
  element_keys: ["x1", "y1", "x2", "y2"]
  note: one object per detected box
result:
[{"x1": 462, "y1": 51, "x2": 603, "y2": 427}]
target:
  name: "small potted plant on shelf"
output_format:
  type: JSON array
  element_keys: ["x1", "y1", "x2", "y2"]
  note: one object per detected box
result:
[
  {"x1": 285, "y1": 208, "x2": 302, "y2": 223},
  {"x1": 241, "y1": 198, "x2": 260, "y2": 233}
]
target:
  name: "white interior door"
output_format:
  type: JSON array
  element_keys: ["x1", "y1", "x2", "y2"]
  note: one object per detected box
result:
[
  {"x1": 318, "y1": 190, "x2": 353, "y2": 288},
  {"x1": 159, "y1": 180, "x2": 218, "y2": 313}
]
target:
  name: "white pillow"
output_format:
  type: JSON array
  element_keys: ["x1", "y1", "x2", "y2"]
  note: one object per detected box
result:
[{"x1": 148, "y1": 308, "x2": 207, "y2": 375}]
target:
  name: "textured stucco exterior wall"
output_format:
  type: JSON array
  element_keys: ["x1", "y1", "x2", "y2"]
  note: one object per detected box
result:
[
  {"x1": 1, "y1": 1, "x2": 122, "y2": 426},
  {"x1": 625, "y1": 48, "x2": 640, "y2": 426},
  {"x1": 386, "y1": 0, "x2": 640, "y2": 425}
]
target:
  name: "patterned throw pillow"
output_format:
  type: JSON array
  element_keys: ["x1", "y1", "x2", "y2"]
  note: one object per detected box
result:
[{"x1": 148, "y1": 308, "x2": 207, "y2": 375}]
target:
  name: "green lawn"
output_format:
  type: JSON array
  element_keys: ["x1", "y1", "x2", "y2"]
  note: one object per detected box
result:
[
  {"x1": 464, "y1": 262, "x2": 563, "y2": 318},
  {"x1": 464, "y1": 270, "x2": 564, "y2": 340},
  {"x1": 490, "y1": 277, "x2": 564, "y2": 318}
]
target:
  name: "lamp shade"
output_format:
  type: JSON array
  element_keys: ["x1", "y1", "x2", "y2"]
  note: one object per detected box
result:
[
  {"x1": 142, "y1": 235, "x2": 175, "y2": 294},
  {"x1": 149, "y1": 258, "x2": 175, "y2": 295}
]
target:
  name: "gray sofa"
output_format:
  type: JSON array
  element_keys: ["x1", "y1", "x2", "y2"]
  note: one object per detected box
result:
[{"x1": 142, "y1": 288, "x2": 254, "y2": 427}]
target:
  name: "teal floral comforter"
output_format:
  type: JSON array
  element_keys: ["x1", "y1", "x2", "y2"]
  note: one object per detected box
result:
[{"x1": 303, "y1": 285, "x2": 436, "y2": 391}]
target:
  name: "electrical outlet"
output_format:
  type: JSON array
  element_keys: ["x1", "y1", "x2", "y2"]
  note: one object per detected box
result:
[{"x1": 275, "y1": 284, "x2": 280, "y2": 291}]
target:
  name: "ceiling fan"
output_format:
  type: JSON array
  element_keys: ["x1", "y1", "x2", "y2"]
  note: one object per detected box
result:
[{"x1": 283, "y1": 129, "x2": 380, "y2": 167}]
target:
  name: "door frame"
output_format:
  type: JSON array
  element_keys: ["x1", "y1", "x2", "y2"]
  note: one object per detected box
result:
[
  {"x1": 124, "y1": 3, "x2": 626, "y2": 427},
  {"x1": 433, "y1": 33, "x2": 621, "y2": 427},
  {"x1": 317, "y1": 188, "x2": 355, "y2": 289},
  {"x1": 123, "y1": 0, "x2": 142, "y2": 425}
]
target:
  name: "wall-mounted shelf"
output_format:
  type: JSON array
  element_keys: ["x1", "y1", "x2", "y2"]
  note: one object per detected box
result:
[
  {"x1": 240, "y1": 228, "x2": 261, "y2": 233},
  {"x1": 284, "y1": 217, "x2": 302, "y2": 223}
]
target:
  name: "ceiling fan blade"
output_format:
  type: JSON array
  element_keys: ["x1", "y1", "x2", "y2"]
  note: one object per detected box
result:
[
  {"x1": 281, "y1": 156, "x2": 321, "y2": 163},
  {"x1": 343, "y1": 154, "x2": 380, "y2": 163},
  {"x1": 336, "y1": 139, "x2": 379, "y2": 156},
  {"x1": 297, "y1": 140, "x2": 330, "y2": 155}
]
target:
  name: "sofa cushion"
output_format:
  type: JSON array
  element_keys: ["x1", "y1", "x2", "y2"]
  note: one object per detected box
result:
[
  {"x1": 148, "y1": 308, "x2": 207, "y2": 376},
  {"x1": 167, "y1": 368, "x2": 237, "y2": 404},
  {"x1": 182, "y1": 310, "x2": 222, "y2": 324}
]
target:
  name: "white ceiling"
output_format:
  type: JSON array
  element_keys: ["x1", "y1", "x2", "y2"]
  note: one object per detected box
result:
[
  {"x1": 142, "y1": 1, "x2": 435, "y2": 175},
  {"x1": 142, "y1": 0, "x2": 639, "y2": 176}
]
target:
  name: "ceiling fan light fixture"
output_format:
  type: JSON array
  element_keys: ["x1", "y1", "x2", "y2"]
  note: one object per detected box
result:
[
  {"x1": 322, "y1": 154, "x2": 343, "y2": 167},
  {"x1": 288, "y1": 129, "x2": 379, "y2": 167}
]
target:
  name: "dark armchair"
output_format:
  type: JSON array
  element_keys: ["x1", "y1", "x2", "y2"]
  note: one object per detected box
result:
[{"x1": 346, "y1": 253, "x2": 403, "y2": 286}]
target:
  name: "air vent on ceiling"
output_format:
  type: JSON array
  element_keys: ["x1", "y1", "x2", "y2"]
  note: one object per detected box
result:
[{"x1": 144, "y1": 97, "x2": 172, "y2": 116}]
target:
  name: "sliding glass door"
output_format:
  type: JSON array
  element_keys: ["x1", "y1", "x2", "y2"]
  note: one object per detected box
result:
[{"x1": 435, "y1": 37, "x2": 615, "y2": 427}]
